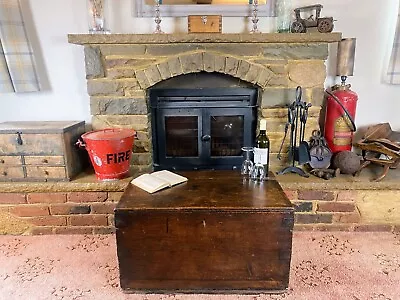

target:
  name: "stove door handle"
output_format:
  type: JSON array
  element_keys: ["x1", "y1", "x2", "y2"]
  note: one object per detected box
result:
[{"x1": 201, "y1": 135, "x2": 211, "y2": 142}]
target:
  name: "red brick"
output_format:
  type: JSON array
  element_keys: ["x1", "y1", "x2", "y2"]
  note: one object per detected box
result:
[
  {"x1": 54, "y1": 226, "x2": 93, "y2": 235},
  {"x1": 69, "y1": 215, "x2": 108, "y2": 226},
  {"x1": 50, "y1": 204, "x2": 91, "y2": 215},
  {"x1": 298, "y1": 190, "x2": 335, "y2": 201},
  {"x1": 26, "y1": 216, "x2": 67, "y2": 226},
  {"x1": 0, "y1": 193, "x2": 26, "y2": 204},
  {"x1": 336, "y1": 191, "x2": 358, "y2": 202},
  {"x1": 314, "y1": 224, "x2": 353, "y2": 231},
  {"x1": 295, "y1": 213, "x2": 333, "y2": 224},
  {"x1": 30, "y1": 227, "x2": 54, "y2": 235},
  {"x1": 332, "y1": 211, "x2": 361, "y2": 223},
  {"x1": 354, "y1": 224, "x2": 393, "y2": 232},
  {"x1": 49, "y1": 203, "x2": 76, "y2": 215},
  {"x1": 70, "y1": 205, "x2": 91, "y2": 214},
  {"x1": 317, "y1": 202, "x2": 355, "y2": 213},
  {"x1": 10, "y1": 205, "x2": 50, "y2": 217},
  {"x1": 91, "y1": 203, "x2": 117, "y2": 214},
  {"x1": 93, "y1": 226, "x2": 116, "y2": 234},
  {"x1": 284, "y1": 190, "x2": 298, "y2": 200},
  {"x1": 293, "y1": 224, "x2": 315, "y2": 231},
  {"x1": 293, "y1": 201, "x2": 313, "y2": 212},
  {"x1": 27, "y1": 193, "x2": 67, "y2": 204},
  {"x1": 67, "y1": 192, "x2": 108, "y2": 203}
]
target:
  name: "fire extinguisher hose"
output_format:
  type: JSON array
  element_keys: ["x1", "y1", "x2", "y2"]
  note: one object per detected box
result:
[{"x1": 325, "y1": 90, "x2": 357, "y2": 132}]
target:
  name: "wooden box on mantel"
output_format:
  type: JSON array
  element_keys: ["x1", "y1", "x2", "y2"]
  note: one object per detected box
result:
[
  {"x1": 188, "y1": 15, "x2": 222, "y2": 33},
  {"x1": 0, "y1": 121, "x2": 87, "y2": 182},
  {"x1": 115, "y1": 171, "x2": 294, "y2": 293}
]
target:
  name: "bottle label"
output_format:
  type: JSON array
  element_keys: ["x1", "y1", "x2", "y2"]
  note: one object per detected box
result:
[{"x1": 254, "y1": 148, "x2": 269, "y2": 165}]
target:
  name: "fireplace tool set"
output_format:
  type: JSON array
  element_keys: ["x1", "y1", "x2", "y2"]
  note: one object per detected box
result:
[{"x1": 277, "y1": 86, "x2": 312, "y2": 177}]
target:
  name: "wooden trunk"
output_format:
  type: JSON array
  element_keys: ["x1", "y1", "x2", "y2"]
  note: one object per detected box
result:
[
  {"x1": 0, "y1": 121, "x2": 87, "y2": 181},
  {"x1": 115, "y1": 171, "x2": 294, "y2": 293}
]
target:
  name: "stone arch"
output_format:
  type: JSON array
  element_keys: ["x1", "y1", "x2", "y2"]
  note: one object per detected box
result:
[{"x1": 134, "y1": 51, "x2": 274, "y2": 90}]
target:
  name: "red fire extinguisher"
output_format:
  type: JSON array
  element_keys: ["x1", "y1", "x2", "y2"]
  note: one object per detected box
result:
[
  {"x1": 324, "y1": 81, "x2": 357, "y2": 153},
  {"x1": 324, "y1": 38, "x2": 358, "y2": 154}
]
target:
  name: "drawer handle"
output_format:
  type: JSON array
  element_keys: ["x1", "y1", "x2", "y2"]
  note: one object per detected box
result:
[
  {"x1": 0, "y1": 159, "x2": 4, "y2": 164},
  {"x1": 42, "y1": 159, "x2": 48, "y2": 163},
  {"x1": 16, "y1": 132, "x2": 23, "y2": 145},
  {"x1": 44, "y1": 170, "x2": 49, "y2": 175},
  {"x1": 2, "y1": 171, "x2": 7, "y2": 176}
]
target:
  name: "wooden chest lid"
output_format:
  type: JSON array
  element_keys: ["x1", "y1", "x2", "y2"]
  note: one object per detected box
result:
[
  {"x1": 0, "y1": 121, "x2": 85, "y2": 134},
  {"x1": 117, "y1": 170, "x2": 294, "y2": 212}
]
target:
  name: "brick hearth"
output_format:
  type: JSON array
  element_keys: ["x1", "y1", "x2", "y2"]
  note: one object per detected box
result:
[{"x1": 1, "y1": 169, "x2": 400, "y2": 235}]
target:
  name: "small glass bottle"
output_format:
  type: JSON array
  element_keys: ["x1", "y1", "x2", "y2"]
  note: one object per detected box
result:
[
  {"x1": 87, "y1": 0, "x2": 110, "y2": 34},
  {"x1": 252, "y1": 119, "x2": 270, "y2": 181},
  {"x1": 276, "y1": 0, "x2": 292, "y2": 33}
]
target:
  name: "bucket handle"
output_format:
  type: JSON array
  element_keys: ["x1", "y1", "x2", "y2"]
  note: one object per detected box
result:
[
  {"x1": 75, "y1": 129, "x2": 137, "y2": 149},
  {"x1": 75, "y1": 138, "x2": 86, "y2": 148}
]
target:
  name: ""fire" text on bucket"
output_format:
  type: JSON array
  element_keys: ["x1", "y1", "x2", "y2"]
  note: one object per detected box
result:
[{"x1": 106, "y1": 151, "x2": 131, "y2": 164}]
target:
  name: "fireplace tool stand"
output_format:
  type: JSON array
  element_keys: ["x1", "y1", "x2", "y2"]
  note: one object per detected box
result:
[{"x1": 277, "y1": 86, "x2": 312, "y2": 177}]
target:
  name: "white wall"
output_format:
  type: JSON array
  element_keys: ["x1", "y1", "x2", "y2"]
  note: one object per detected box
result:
[{"x1": 1, "y1": 0, "x2": 399, "y2": 130}]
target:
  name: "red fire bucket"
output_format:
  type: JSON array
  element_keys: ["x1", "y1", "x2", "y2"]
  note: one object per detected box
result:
[{"x1": 78, "y1": 128, "x2": 136, "y2": 181}]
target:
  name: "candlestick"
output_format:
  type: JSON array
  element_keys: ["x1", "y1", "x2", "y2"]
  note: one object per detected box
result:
[
  {"x1": 249, "y1": 0, "x2": 261, "y2": 33},
  {"x1": 154, "y1": 0, "x2": 164, "y2": 34}
]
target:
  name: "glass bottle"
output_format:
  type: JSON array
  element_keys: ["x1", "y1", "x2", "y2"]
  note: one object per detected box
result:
[
  {"x1": 276, "y1": 0, "x2": 292, "y2": 33},
  {"x1": 87, "y1": 0, "x2": 110, "y2": 34},
  {"x1": 252, "y1": 119, "x2": 270, "y2": 180}
]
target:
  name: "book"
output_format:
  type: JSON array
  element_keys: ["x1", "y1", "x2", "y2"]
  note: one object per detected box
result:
[{"x1": 130, "y1": 170, "x2": 188, "y2": 194}]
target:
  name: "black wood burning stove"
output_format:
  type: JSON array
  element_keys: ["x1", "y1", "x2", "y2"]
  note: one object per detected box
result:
[{"x1": 150, "y1": 87, "x2": 258, "y2": 171}]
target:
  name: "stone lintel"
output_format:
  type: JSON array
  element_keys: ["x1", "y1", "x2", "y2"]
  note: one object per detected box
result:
[{"x1": 68, "y1": 33, "x2": 342, "y2": 45}]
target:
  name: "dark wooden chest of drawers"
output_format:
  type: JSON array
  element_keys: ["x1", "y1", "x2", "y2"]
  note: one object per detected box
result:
[
  {"x1": 0, "y1": 121, "x2": 86, "y2": 181},
  {"x1": 115, "y1": 171, "x2": 294, "y2": 293}
]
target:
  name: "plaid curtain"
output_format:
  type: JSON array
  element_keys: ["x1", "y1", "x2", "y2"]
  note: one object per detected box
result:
[
  {"x1": 0, "y1": 0, "x2": 40, "y2": 93},
  {"x1": 385, "y1": 3, "x2": 400, "y2": 84}
]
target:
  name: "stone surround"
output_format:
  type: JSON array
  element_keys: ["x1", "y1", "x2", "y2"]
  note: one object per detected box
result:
[{"x1": 68, "y1": 33, "x2": 342, "y2": 171}]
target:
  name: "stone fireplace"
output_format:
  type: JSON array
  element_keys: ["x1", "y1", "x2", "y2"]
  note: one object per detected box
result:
[
  {"x1": 69, "y1": 33, "x2": 342, "y2": 173},
  {"x1": 1, "y1": 32, "x2": 399, "y2": 235}
]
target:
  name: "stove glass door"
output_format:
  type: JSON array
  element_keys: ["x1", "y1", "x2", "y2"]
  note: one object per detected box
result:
[{"x1": 155, "y1": 107, "x2": 253, "y2": 170}]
